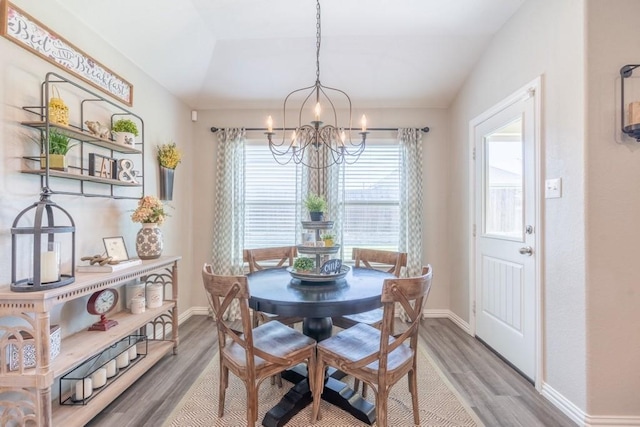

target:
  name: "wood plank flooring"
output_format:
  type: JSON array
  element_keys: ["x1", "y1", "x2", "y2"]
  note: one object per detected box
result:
[{"x1": 86, "y1": 316, "x2": 576, "y2": 427}]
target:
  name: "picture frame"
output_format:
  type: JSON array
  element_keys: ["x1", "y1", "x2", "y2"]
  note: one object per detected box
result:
[
  {"x1": 103, "y1": 237, "x2": 129, "y2": 262},
  {"x1": 0, "y1": 0, "x2": 133, "y2": 105}
]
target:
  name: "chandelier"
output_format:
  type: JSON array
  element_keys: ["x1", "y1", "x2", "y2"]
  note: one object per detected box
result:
[{"x1": 267, "y1": 0, "x2": 367, "y2": 169}]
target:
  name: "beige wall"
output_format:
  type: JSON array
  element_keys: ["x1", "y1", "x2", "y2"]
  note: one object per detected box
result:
[
  {"x1": 0, "y1": 0, "x2": 196, "y2": 330},
  {"x1": 586, "y1": 0, "x2": 640, "y2": 416},
  {"x1": 449, "y1": 0, "x2": 588, "y2": 414},
  {"x1": 189, "y1": 108, "x2": 451, "y2": 312}
]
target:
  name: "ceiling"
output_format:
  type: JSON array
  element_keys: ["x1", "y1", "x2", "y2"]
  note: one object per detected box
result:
[{"x1": 56, "y1": 0, "x2": 524, "y2": 110}]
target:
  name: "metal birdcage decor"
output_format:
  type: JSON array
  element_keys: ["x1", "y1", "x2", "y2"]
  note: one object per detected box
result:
[
  {"x1": 11, "y1": 189, "x2": 76, "y2": 292},
  {"x1": 266, "y1": 0, "x2": 367, "y2": 169}
]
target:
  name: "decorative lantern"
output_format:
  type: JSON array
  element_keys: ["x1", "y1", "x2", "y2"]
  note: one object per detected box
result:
[{"x1": 11, "y1": 189, "x2": 75, "y2": 292}]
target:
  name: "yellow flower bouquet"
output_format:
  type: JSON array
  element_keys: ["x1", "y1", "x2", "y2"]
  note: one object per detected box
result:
[{"x1": 157, "y1": 142, "x2": 182, "y2": 169}]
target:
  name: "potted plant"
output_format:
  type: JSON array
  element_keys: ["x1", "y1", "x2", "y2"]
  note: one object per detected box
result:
[
  {"x1": 112, "y1": 118, "x2": 139, "y2": 148},
  {"x1": 157, "y1": 142, "x2": 182, "y2": 201},
  {"x1": 293, "y1": 257, "x2": 314, "y2": 273},
  {"x1": 36, "y1": 129, "x2": 76, "y2": 171},
  {"x1": 304, "y1": 193, "x2": 327, "y2": 221},
  {"x1": 320, "y1": 233, "x2": 335, "y2": 247}
]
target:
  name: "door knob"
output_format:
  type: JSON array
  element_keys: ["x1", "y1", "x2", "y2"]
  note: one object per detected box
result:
[{"x1": 519, "y1": 246, "x2": 533, "y2": 256}]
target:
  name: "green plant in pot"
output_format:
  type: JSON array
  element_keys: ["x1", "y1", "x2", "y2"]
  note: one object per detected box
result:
[
  {"x1": 111, "y1": 118, "x2": 139, "y2": 148},
  {"x1": 36, "y1": 129, "x2": 76, "y2": 171},
  {"x1": 293, "y1": 257, "x2": 315, "y2": 273},
  {"x1": 320, "y1": 233, "x2": 335, "y2": 247},
  {"x1": 304, "y1": 193, "x2": 327, "y2": 221}
]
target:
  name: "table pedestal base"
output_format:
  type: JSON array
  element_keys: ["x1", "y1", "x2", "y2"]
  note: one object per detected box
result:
[{"x1": 262, "y1": 366, "x2": 375, "y2": 427}]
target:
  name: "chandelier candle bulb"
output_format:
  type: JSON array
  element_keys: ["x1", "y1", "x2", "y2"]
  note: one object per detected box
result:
[
  {"x1": 315, "y1": 102, "x2": 321, "y2": 120},
  {"x1": 267, "y1": 116, "x2": 273, "y2": 133},
  {"x1": 361, "y1": 114, "x2": 367, "y2": 132}
]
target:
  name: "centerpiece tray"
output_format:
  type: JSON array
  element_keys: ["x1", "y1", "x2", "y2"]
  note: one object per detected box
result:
[
  {"x1": 296, "y1": 244, "x2": 340, "y2": 255},
  {"x1": 287, "y1": 265, "x2": 350, "y2": 282}
]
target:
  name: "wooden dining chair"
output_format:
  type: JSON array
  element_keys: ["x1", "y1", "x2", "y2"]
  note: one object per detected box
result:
[
  {"x1": 332, "y1": 248, "x2": 407, "y2": 331},
  {"x1": 244, "y1": 246, "x2": 303, "y2": 328},
  {"x1": 311, "y1": 265, "x2": 433, "y2": 427},
  {"x1": 201, "y1": 264, "x2": 317, "y2": 427}
]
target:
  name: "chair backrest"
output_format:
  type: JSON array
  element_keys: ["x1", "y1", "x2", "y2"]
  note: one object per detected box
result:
[
  {"x1": 346, "y1": 265, "x2": 432, "y2": 375},
  {"x1": 352, "y1": 248, "x2": 407, "y2": 277},
  {"x1": 244, "y1": 246, "x2": 297, "y2": 273},
  {"x1": 201, "y1": 264, "x2": 256, "y2": 368}
]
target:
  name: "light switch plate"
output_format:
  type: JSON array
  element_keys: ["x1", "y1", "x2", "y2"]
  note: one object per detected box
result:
[{"x1": 545, "y1": 178, "x2": 562, "y2": 198}]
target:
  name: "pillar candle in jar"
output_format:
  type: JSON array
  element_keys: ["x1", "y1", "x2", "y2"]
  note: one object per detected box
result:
[
  {"x1": 75, "y1": 377, "x2": 93, "y2": 400},
  {"x1": 91, "y1": 368, "x2": 107, "y2": 388},
  {"x1": 105, "y1": 359, "x2": 117, "y2": 378},
  {"x1": 40, "y1": 242, "x2": 60, "y2": 283},
  {"x1": 629, "y1": 102, "x2": 640, "y2": 126},
  {"x1": 128, "y1": 344, "x2": 138, "y2": 360},
  {"x1": 116, "y1": 351, "x2": 129, "y2": 369}
]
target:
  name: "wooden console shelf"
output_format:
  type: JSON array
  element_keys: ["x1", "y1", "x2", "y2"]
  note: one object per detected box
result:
[{"x1": 0, "y1": 256, "x2": 181, "y2": 426}]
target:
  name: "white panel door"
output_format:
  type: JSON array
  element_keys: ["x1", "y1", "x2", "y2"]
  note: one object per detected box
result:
[{"x1": 474, "y1": 92, "x2": 536, "y2": 381}]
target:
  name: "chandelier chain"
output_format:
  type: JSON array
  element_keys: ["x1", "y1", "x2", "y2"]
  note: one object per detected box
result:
[{"x1": 316, "y1": 0, "x2": 321, "y2": 84}]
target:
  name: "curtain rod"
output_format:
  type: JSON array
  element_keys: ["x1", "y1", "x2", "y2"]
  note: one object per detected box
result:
[{"x1": 210, "y1": 126, "x2": 430, "y2": 133}]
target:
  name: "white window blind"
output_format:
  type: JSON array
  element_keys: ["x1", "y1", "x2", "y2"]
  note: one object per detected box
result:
[
  {"x1": 243, "y1": 140, "x2": 401, "y2": 255},
  {"x1": 244, "y1": 141, "x2": 298, "y2": 249},
  {"x1": 342, "y1": 142, "x2": 400, "y2": 256}
]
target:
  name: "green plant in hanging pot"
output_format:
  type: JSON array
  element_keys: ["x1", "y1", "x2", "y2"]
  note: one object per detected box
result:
[
  {"x1": 111, "y1": 118, "x2": 139, "y2": 148},
  {"x1": 304, "y1": 193, "x2": 327, "y2": 221},
  {"x1": 157, "y1": 142, "x2": 182, "y2": 201},
  {"x1": 320, "y1": 232, "x2": 335, "y2": 247}
]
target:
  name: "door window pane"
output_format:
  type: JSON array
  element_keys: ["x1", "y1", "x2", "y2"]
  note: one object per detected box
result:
[{"x1": 484, "y1": 118, "x2": 523, "y2": 240}]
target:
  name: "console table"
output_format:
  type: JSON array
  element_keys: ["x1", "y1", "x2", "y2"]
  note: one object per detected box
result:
[{"x1": 0, "y1": 256, "x2": 180, "y2": 426}]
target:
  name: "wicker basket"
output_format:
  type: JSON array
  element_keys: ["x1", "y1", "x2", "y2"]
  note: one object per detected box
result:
[{"x1": 48, "y1": 86, "x2": 69, "y2": 126}]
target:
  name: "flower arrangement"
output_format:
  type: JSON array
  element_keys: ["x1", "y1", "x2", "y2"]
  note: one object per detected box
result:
[
  {"x1": 157, "y1": 142, "x2": 182, "y2": 169},
  {"x1": 131, "y1": 196, "x2": 168, "y2": 224}
]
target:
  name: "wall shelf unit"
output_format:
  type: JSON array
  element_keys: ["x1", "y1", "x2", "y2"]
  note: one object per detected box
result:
[
  {"x1": 21, "y1": 72, "x2": 145, "y2": 199},
  {"x1": 0, "y1": 256, "x2": 180, "y2": 426}
]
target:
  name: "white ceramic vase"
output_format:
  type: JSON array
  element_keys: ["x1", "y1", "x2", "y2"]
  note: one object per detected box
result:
[{"x1": 135, "y1": 223, "x2": 163, "y2": 259}]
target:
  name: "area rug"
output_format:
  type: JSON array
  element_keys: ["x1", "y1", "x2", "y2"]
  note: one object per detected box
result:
[{"x1": 162, "y1": 344, "x2": 483, "y2": 427}]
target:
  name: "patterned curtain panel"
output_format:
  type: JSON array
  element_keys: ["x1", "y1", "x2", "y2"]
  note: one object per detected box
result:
[
  {"x1": 398, "y1": 128, "x2": 424, "y2": 321},
  {"x1": 211, "y1": 128, "x2": 246, "y2": 320}
]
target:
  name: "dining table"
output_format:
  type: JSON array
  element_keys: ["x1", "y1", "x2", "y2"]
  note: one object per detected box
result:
[{"x1": 247, "y1": 266, "x2": 393, "y2": 427}]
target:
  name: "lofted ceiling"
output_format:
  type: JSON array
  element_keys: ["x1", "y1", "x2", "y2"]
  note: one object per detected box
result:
[{"x1": 56, "y1": 0, "x2": 524, "y2": 110}]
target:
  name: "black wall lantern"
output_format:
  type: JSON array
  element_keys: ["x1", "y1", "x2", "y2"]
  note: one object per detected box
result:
[
  {"x1": 11, "y1": 189, "x2": 76, "y2": 292},
  {"x1": 620, "y1": 64, "x2": 640, "y2": 141}
]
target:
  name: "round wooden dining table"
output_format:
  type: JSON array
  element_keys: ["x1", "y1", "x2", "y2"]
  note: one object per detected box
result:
[{"x1": 247, "y1": 266, "x2": 393, "y2": 427}]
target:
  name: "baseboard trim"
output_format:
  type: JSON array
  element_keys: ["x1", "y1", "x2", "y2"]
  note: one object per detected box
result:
[
  {"x1": 542, "y1": 383, "x2": 585, "y2": 425},
  {"x1": 584, "y1": 415, "x2": 640, "y2": 426},
  {"x1": 423, "y1": 309, "x2": 472, "y2": 335}
]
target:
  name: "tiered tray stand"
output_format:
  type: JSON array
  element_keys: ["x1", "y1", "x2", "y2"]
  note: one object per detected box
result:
[{"x1": 293, "y1": 221, "x2": 349, "y2": 282}]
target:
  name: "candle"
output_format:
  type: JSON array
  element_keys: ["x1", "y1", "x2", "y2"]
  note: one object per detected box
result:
[
  {"x1": 267, "y1": 115, "x2": 273, "y2": 133},
  {"x1": 40, "y1": 250, "x2": 60, "y2": 283},
  {"x1": 91, "y1": 368, "x2": 107, "y2": 388},
  {"x1": 105, "y1": 359, "x2": 117, "y2": 378},
  {"x1": 361, "y1": 114, "x2": 367, "y2": 132},
  {"x1": 116, "y1": 351, "x2": 129, "y2": 369},
  {"x1": 340, "y1": 130, "x2": 346, "y2": 147},
  {"x1": 314, "y1": 102, "x2": 321, "y2": 120},
  {"x1": 75, "y1": 378, "x2": 93, "y2": 400},
  {"x1": 291, "y1": 130, "x2": 298, "y2": 148},
  {"x1": 128, "y1": 345, "x2": 138, "y2": 361},
  {"x1": 629, "y1": 102, "x2": 640, "y2": 126}
]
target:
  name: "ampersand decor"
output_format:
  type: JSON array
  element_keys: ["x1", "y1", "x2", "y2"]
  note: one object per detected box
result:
[{"x1": 118, "y1": 159, "x2": 138, "y2": 183}]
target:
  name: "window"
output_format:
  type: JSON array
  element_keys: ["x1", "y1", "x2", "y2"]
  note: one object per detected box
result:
[
  {"x1": 243, "y1": 140, "x2": 401, "y2": 255},
  {"x1": 244, "y1": 141, "x2": 298, "y2": 249},
  {"x1": 342, "y1": 142, "x2": 400, "y2": 256}
]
